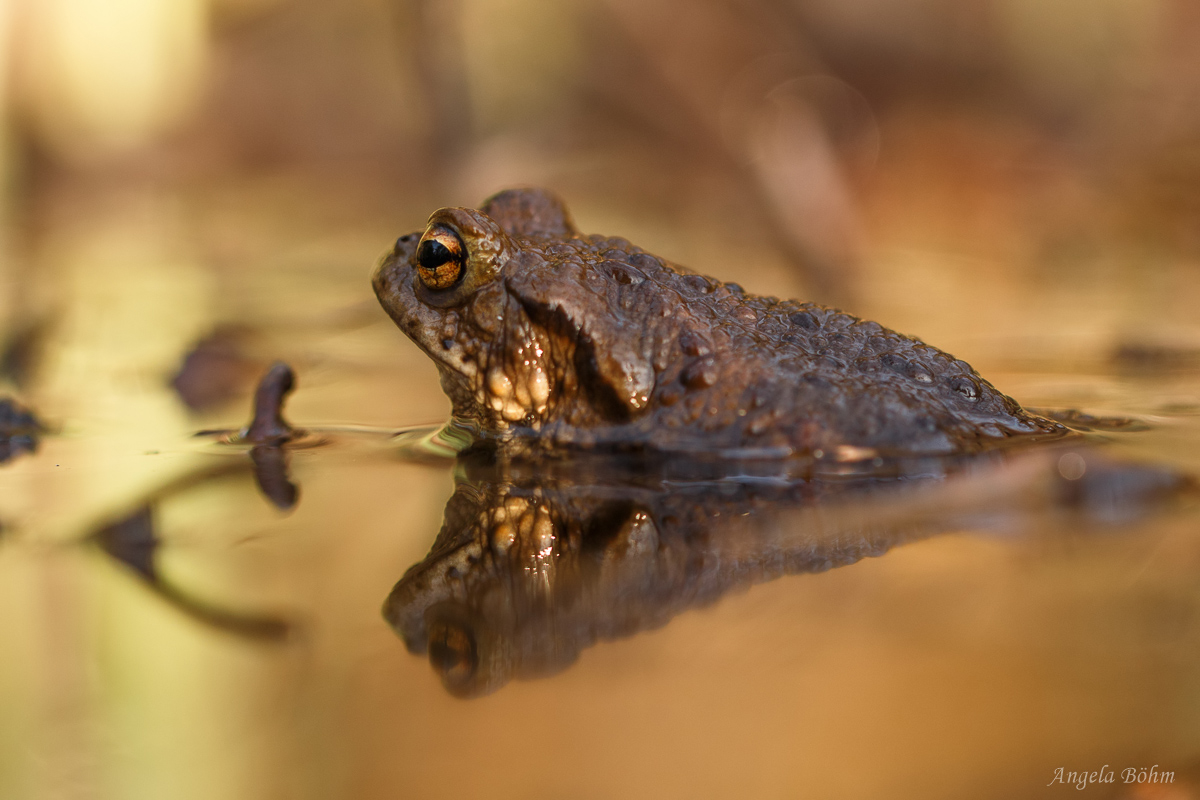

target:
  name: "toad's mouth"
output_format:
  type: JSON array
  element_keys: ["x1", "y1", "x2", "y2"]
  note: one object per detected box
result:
[
  {"x1": 374, "y1": 258, "x2": 555, "y2": 429},
  {"x1": 373, "y1": 259, "x2": 448, "y2": 352}
]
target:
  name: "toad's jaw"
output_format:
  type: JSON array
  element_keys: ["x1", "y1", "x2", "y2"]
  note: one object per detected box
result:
[
  {"x1": 373, "y1": 258, "x2": 553, "y2": 431},
  {"x1": 373, "y1": 257, "x2": 482, "y2": 404},
  {"x1": 373, "y1": 260, "x2": 465, "y2": 367}
]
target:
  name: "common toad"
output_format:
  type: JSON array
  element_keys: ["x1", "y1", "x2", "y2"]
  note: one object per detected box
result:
[{"x1": 373, "y1": 188, "x2": 1065, "y2": 456}]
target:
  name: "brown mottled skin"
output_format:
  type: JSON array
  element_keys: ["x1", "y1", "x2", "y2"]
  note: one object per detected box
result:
[{"x1": 373, "y1": 188, "x2": 1065, "y2": 457}]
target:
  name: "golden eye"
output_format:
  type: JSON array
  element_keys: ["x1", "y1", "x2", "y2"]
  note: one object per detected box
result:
[{"x1": 416, "y1": 227, "x2": 465, "y2": 290}]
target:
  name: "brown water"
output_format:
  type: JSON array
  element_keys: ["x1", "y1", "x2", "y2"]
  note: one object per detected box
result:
[{"x1": 2, "y1": 180, "x2": 1200, "y2": 800}]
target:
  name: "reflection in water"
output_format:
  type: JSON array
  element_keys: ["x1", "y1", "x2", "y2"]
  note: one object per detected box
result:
[
  {"x1": 241, "y1": 362, "x2": 303, "y2": 510},
  {"x1": 0, "y1": 397, "x2": 41, "y2": 463},
  {"x1": 248, "y1": 445, "x2": 298, "y2": 511},
  {"x1": 385, "y1": 446, "x2": 1193, "y2": 698},
  {"x1": 197, "y1": 361, "x2": 307, "y2": 510},
  {"x1": 90, "y1": 464, "x2": 292, "y2": 640}
]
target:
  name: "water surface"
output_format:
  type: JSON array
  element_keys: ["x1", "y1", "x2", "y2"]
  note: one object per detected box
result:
[{"x1": 1, "y1": 183, "x2": 1198, "y2": 800}]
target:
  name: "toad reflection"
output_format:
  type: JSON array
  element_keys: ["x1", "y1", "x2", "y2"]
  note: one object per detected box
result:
[{"x1": 384, "y1": 450, "x2": 1191, "y2": 698}]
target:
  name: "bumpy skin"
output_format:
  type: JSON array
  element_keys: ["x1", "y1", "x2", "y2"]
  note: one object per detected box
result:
[{"x1": 373, "y1": 188, "x2": 1064, "y2": 456}]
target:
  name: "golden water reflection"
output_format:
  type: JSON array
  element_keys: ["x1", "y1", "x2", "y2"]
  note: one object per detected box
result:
[
  {"x1": 385, "y1": 446, "x2": 1193, "y2": 699},
  {"x1": 0, "y1": 175, "x2": 1198, "y2": 798}
]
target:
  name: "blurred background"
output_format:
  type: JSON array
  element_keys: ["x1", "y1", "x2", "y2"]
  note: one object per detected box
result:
[
  {"x1": 2, "y1": 0, "x2": 1200, "y2": 421},
  {"x1": 2, "y1": 1, "x2": 1200, "y2": 798}
]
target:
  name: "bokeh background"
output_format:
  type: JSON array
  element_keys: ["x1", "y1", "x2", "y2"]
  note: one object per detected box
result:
[
  {"x1": 4, "y1": 0, "x2": 1200, "y2": 421},
  {"x1": 2, "y1": 1, "x2": 1200, "y2": 798},
  {"x1": 3, "y1": 0, "x2": 1200, "y2": 274}
]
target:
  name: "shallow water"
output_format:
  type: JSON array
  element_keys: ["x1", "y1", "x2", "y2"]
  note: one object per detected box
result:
[{"x1": 2, "y1": 182, "x2": 1200, "y2": 799}]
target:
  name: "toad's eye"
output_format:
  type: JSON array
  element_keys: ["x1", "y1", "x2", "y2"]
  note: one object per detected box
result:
[
  {"x1": 427, "y1": 620, "x2": 477, "y2": 691},
  {"x1": 416, "y1": 228, "x2": 465, "y2": 290}
]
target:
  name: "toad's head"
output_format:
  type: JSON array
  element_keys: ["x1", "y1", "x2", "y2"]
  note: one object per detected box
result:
[{"x1": 373, "y1": 188, "x2": 660, "y2": 442}]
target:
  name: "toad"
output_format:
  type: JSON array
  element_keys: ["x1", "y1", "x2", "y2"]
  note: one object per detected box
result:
[{"x1": 373, "y1": 188, "x2": 1065, "y2": 457}]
